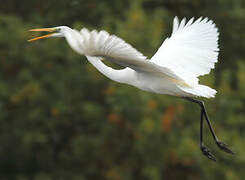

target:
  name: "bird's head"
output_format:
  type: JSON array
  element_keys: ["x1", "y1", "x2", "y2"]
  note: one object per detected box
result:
[
  {"x1": 28, "y1": 26, "x2": 85, "y2": 54},
  {"x1": 28, "y1": 26, "x2": 69, "y2": 42}
]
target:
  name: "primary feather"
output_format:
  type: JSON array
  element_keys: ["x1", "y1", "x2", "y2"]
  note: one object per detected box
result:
[
  {"x1": 151, "y1": 17, "x2": 219, "y2": 86},
  {"x1": 80, "y1": 28, "x2": 147, "y2": 62}
]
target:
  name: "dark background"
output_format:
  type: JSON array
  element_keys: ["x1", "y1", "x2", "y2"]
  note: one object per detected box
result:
[{"x1": 0, "y1": 0, "x2": 245, "y2": 179}]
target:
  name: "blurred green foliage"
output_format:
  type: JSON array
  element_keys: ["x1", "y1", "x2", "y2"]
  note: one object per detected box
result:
[{"x1": 0, "y1": 0, "x2": 245, "y2": 179}]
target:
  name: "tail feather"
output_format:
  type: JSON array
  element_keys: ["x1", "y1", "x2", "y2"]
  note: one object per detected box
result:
[{"x1": 179, "y1": 84, "x2": 217, "y2": 98}]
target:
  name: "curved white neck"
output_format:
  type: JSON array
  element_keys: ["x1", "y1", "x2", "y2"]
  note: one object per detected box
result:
[{"x1": 86, "y1": 56, "x2": 136, "y2": 85}]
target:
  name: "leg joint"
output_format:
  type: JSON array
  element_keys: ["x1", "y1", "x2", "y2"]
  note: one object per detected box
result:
[{"x1": 184, "y1": 97, "x2": 204, "y2": 108}]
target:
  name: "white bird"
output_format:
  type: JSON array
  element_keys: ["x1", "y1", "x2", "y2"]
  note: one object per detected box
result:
[{"x1": 29, "y1": 17, "x2": 234, "y2": 161}]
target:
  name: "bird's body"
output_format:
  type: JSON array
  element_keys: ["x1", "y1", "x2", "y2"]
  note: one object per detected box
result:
[
  {"x1": 29, "y1": 16, "x2": 234, "y2": 161},
  {"x1": 45, "y1": 17, "x2": 218, "y2": 98},
  {"x1": 87, "y1": 56, "x2": 187, "y2": 96}
]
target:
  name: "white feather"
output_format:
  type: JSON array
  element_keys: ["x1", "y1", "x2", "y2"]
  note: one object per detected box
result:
[
  {"x1": 151, "y1": 17, "x2": 219, "y2": 86},
  {"x1": 178, "y1": 84, "x2": 217, "y2": 98},
  {"x1": 79, "y1": 28, "x2": 147, "y2": 62},
  {"x1": 77, "y1": 28, "x2": 190, "y2": 85},
  {"x1": 63, "y1": 17, "x2": 219, "y2": 98}
]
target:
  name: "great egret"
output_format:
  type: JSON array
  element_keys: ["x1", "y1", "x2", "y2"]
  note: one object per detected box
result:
[{"x1": 28, "y1": 17, "x2": 234, "y2": 161}]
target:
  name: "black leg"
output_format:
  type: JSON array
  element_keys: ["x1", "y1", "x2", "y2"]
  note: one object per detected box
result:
[
  {"x1": 200, "y1": 101, "x2": 234, "y2": 155},
  {"x1": 184, "y1": 97, "x2": 234, "y2": 160},
  {"x1": 200, "y1": 108, "x2": 217, "y2": 161},
  {"x1": 200, "y1": 108, "x2": 204, "y2": 147}
]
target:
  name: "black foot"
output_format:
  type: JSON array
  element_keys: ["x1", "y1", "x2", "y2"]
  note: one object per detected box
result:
[
  {"x1": 216, "y1": 141, "x2": 235, "y2": 154},
  {"x1": 201, "y1": 145, "x2": 216, "y2": 161}
]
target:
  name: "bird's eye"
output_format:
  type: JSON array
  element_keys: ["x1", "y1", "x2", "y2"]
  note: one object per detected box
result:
[{"x1": 56, "y1": 28, "x2": 61, "y2": 32}]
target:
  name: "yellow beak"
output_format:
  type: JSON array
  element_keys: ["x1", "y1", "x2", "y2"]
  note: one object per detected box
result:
[{"x1": 28, "y1": 28, "x2": 57, "y2": 42}]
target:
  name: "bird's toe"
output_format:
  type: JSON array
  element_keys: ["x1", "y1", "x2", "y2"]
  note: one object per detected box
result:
[
  {"x1": 216, "y1": 141, "x2": 235, "y2": 155},
  {"x1": 201, "y1": 145, "x2": 217, "y2": 161}
]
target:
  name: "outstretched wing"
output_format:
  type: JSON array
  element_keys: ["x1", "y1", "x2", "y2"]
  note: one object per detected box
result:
[
  {"x1": 78, "y1": 28, "x2": 188, "y2": 85},
  {"x1": 79, "y1": 28, "x2": 146, "y2": 65},
  {"x1": 151, "y1": 17, "x2": 219, "y2": 85}
]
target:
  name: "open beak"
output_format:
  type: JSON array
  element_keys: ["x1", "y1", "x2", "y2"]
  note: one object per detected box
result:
[{"x1": 28, "y1": 28, "x2": 57, "y2": 42}]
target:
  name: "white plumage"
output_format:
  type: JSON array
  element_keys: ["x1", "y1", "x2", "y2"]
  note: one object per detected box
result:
[
  {"x1": 29, "y1": 16, "x2": 235, "y2": 161},
  {"x1": 80, "y1": 28, "x2": 147, "y2": 62},
  {"x1": 28, "y1": 17, "x2": 219, "y2": 98},
  {"x1": 151, "y1": 17, "x2": 219, "y2": 85}
]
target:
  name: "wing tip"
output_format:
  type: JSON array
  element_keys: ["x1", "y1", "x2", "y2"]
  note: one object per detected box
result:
[{"x1": 172, "y1": 16, "x2": 179, "y2": 35}]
